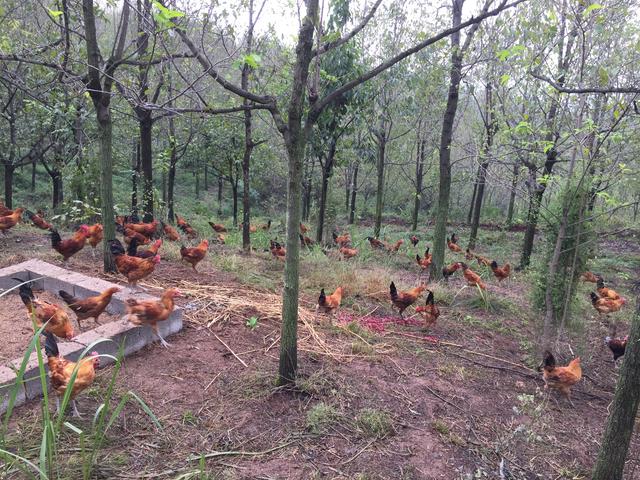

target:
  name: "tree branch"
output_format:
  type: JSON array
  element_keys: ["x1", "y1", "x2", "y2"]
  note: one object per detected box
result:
[{"x1": 530, "y1": 71, "x2": 640, "y2": 94}]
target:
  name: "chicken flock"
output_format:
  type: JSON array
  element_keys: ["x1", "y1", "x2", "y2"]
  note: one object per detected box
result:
[{"x1": 1, "y1": 200, "x2": 632, "y2": 412}]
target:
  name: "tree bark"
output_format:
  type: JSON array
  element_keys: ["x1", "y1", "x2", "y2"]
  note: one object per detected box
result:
[
  {"x1": 3, "y1": 164, "x2": 14, "y2": 209},
  {"x1": 97, "y1": 110, "x2": 117, "y2": 271},
  {"x1": 131, "y1": 140, "x2": 140, "y2": 217},
  {"x1": 52, "y1": 170, "x2": 63, "y2": 209},
  {"x1": 349, "y1": 162, "x2": 358, "y2": 224},
  {"x1": 278, "y1": 0, "x2": 318, "y2": 385},
  {"x1": 412, "y1": 137, "x2": 425, "y2": 231},
  {"x1": 592, "y1": 296, "x2": 640, "y2": 480},
  {"x1": 467, "y1": 166, "x2": 479, "y2": 224},
  {"x1": 430, "y1": 0, "x2": 463, "y2": 279},
  {"x1": 31, "y1": 161, "x2": 36, "y2": 192},
  {"x1": 241, "y1": 0, "x2": 255, "y2": 252},
  {"x1": 506, "y1": 161, "x2": 519, "y2": 225},
  {"x1": 316, "y1": 137, "x2": 337, "y2": 243},
  {"x1": 217, "y1": 175, "x2": 223, "y2": 216},
  {"x1": 139, "y1": 113, "x2": 154, "y2": 221},
  {"x1": 374, "y1": 122, "x2": 387, "y2": 238}
]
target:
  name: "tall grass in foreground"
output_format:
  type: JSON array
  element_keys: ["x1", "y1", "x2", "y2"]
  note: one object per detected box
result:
[{"x1": 0, "y1": 281, "x2": 161, "y2": 479}]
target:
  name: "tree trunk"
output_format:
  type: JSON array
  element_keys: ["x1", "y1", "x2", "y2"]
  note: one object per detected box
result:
[
  {"x1": 349, "y1": 162, "x2": 358, "y2": 224},
  {"x1": 345, "y1": 165, "x2": 351, "y2": 213},
  {"x1": 131, "y1": 140, "x2": 139, "y2": 217},
  {"x1": 195, "y1": 161, "x2": 200, "y2": 198},
  {"x1": 241, "y1": 0, "x2": 255, "y2": 252},
  {"x1": 231, "y1": 181, "x2": 238, "y2": 227},
  {"x1": 468, "y1": 163, "x2": 488, "y2": 249},
  {"x1": 302, "y1": 155, "x2": 314, "y2": 221},
  {"x1": 97, "y1": 109, "x2": 117, "y2": 272},
  {"x1": 217, "y1": 175, "x2": 223, "y2": 216},
  {"x1": 316, "y1": 138, "x2": 337, "y2": 243},
  {"x1": 167, "y1": 134, "x2": 177, "y2": 223},
  {"x1": 3, "y1": 164, "x2": 14, "y2": 209},
  {"x1": 467, "y1": 166, "x2": 479, "y2": 224},
  {"x1": 430, "y1": 0, "x2": 463, "y2": 279},
  {"x1": 204, "y1": 163, "x2": 208, "y2": 191},
  {"x1": 374, "y1": 128, "x2": 386, "y2": 238},
  {"x1": 592, "y1": 296, "x2": 640, "y2": 480},
  {"x1": 412, "y1": 138, "x2": 425, "y2": 231},
  {"x1": 278, "y1": 0, "x2": 318, "y2": 385},
  {"x1": 139, "y1": 113, "x2": 154, "y2": 221},
  {"x1": 506, "y1": 162, "x2": 519, "y2": 225},
  {"x1": 52, "y1": 171, "x2": 63, "y2": 209},
  {"x1": 31, "y1": 161, "x2": 36, "y2": 192}
]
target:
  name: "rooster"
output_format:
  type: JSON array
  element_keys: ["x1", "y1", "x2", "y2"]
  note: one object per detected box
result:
[
  {"x1": 580, "y1": 271, "x2": 600, "y2": 283},
  {"x1": 442, "y1": 262, "x2": 461, "y2": 281},
  {"x1": 389, "y1": 282, "x2": 426, "y2": 317},
  {"x1": 490, "y1": 261, "x2": 511, "y2": 282},
  {"x1": 123, "y1": 288, "x2": 182, "y2": 348},
  {"x1": 109, "y1": 239, "x2": 160, "y2": 292},
  {"x1": 410, "y1": 235, "x2": 419, "y2": 247},
  {"x1": 333, "y1": 231, "x2": 351, "y2": 247},
  {"x1": 596, "y1": 278, "x2": 624, "y2": 301},
  {"x1": 605, "y1": 335, "x2": 628, "y2": 366},
  {"x1": 260, "y1": 219, "x2": 272, "y2": 231},
  {"x1": 459, "y1": 262, "x2": 486, "y2": 290},
  {"x1": 86, "y1": 224, "x2": 104, "y2": 256},
  {"x1": 180, "y1": 239, "x2": 209, "y2": 271},
  {"x1": 59, "y1": 287, "x2": 120, "y2": 330},
  {"x1": 387, "y1": 239, "x2": 404, "y2": 253},
  {"x1": 25, "y1": 209, "x2": 53, "y2": 230},
  {"x1": 16, "y1": 281, "x2": 74, "y2": 339},
  {"x1": 161, "y1": 221, "x2": 180, "y2": 241},
  {"x1": 124, "y1": 219, "x2": 159, "y2": 238},
  {"x1": 175, "y1": 213, "x2": 197, "y2": 239},
  {"x1": 50, "y1": 226, "x2": 90, "y2": 264},
  {"x1": 123, "y1": 227, "x2": 150, "y2": 246},
  {"x1": 317, "y1": 287, "x2": 344, "y2": 314},
  {"x1": 208, "y1": 221, "x2": 227, "y2": 233},
  {"x1": 0, "y1": 207, "x2": 24, "y2": 234},
  {"x1": 300, "y1": 233, "x2": 314, "y2": 248},
  {"x1": 44, "y1": 331, "x2": 99, "y2": 417},
  {"x1": 339, "y1": 246, "x2": 358, "y2": 259},
  {"x1": 415, "y1": 290, "x2": 440, "y2": 329},
  {"x1": 300, "y1": 223, "x2": 309, "y2": 234},
  {"x1": 416, "y1": 248, "x2": 432, "y2": 270},
  {"x1": 269, "y1": 240, "x2": 286, "y2": 261},
  {"x1": 128, "y1": 237, "x2": 163, "y2": 259},
  {"x1": 367, "y1": 236, "x2": 386, "y2": 250},
  {"x1": 590, "y1": 292, "x2": 625, "y2": 315},
  {"x1": 538, "y1": 351, "x2": 581, "y2": 406},
  {"x1": 447, "y1": 236, "x2": 462, "y2": 253}
]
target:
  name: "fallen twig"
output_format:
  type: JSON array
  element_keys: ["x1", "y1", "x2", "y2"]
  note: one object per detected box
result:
[
  {"x1": 187, "y1": 438, "x2": 298, "y2": 461},
  {"x1": 214, "y1": 333, "x2": 248, "y2": 368}
]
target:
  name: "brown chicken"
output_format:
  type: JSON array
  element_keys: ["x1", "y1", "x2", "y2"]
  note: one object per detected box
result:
[
  {"x1": 490, "y1": 261, "x2": 511, "y2": 281},
  {"x1": 416, "y1": 248, "x2": 433, "y2": 270},
  {"x1": 0, "y1": 207, "x2": 24, "y2": 234},
  {"x1": 216, "y1": 233, "x2": 226, "y2": 244},
  {"x1": 538, "y1": 351, "x2": 582, "y2": 406},
  {"x1": 86, "y1": 224, "x2": 104, "y2": 251},
  {"x1": 128, "y1": 237, "x2": 162, "y2": 258},
  {"x1": 596, "y1": 278, "x2": 623, "y2": 301},
  {"x1": 123, "y1": 227, "x2": 151, "y2": 246},
  {"x1": 161, "y1": 221, "x2": 180, "y2": 241},
  {"x1": 50, "y1": 226, "x2": 90, "y2": 263},
  {"x1": 464, "y1": 248, "x2": 474, "y2": 260},
  {"x1": 300, "y1": 233, "x2": 314, "y2": 248},
  {"x1": 270, "y1": 240, "x2": 286, "y2": 261},
  {"x1": 44, "y1": 331, "x2": 99, "y2": 416},
  {"x1": 208, "y1": 221, "x2": 227, "y2": 233},
  {"x1": 124, "y1": 219, "x2": 159, "y2": 238},
  {"x1": 580, "y1": 271, "x2": 600, "y2": 283},
  {"x1": 109, "y1": 239, "x2": 160, "y2": 292},
  {"x1": 387, "y1": 239, "x2": 404, "y2": 252},
  {"x1": 339, "y1": 246, "x2": 358, "y2": 259},
  {"x1": 442, "y1": 261, "x2": 461, "y2": 280},
  {"x1": 605, "y1": 335, "x2": 628, "y2": 366},
  {"x1": 249, "y1": 224, "x2": 258, "y2": 233},
  {"x1": 390, "y1": 282, "x2": 426, "y2": 317},
  {"x1": 0, "y1": 200, "x2": 12, "y2": 216},
  {"x1": 260, "y1": 220, "x2": 272, "y2": 231},
  {"x1": 59, "y1": 287, "x2": 120, "y2": 329},
  {"x1": 300, "y1": 223, "x2": 309, "y2": 234},
  {"x1": 316, "y1": 286, "x2": 344, "y2": 314},
  {"x1": 460, "y1": 262, "x2": 486, "y2": 290},
  {"x1": 123, "y1": 288, "x2": 182, "y2": 348},
  {"x1": 590, "y1": 292, "x2": 625, "y2": 315},
  {"x1": 180, "y1": 239, "x2": 209, "y2": 271},
  {"x1": 25, "y1": 209, "x2": 53, "y2": 230},
  {"x1": 475, "y1": 254, "x2": 492, "y2": 268},
  {"x1": 175, "y1": 213, "x2": 197, "y2": 239},
  {"x1": 333, "y1": 231, "x2": 351, "y2": 247},
  {"x1": 447, "y1": 237, "x2": 462, "y2": 253},
  {"x1": 18, "y1": 282, "x2": 74, "y2": 339},
  {"x1": 367, "y1": 236, "x2": 386, "y2": 250},
  {"x1": 415, "y1": 290, "x2": 440, "y2": 329},
  {"x1": 410, "y1": 235, "x2": 419, "y2": 247}
]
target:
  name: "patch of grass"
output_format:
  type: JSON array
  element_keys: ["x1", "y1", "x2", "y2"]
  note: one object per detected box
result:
[
  {"x1": 437, "y1": 363, "x2": 472, "y2": 381},
  {"x1": 432, "y1": 419, "x2": 465, "y2": 446},
  {"x1": 297, "y1": 369, "x2": 338, "y2": 396},
  {"x1": 458, "y1": 313, "x2": 513, "y2": 335},
  {"x1": 182, "y1": 410, "x2": 199, "y2": 426},
  {"x1": 306, "y1": 402, "x2": 340, "y2": 434},
  {"x1": 355, "y1": 408, "x2": 393, "y2": 438},
  {"x1": 351, "y1": 341, "x2": 375, "y2": 355}
]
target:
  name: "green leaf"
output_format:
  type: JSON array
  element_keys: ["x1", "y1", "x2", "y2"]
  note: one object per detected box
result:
[
  {"x1": 499, "y1": 74, "x2": 510, "y2": 86},
  {"x1": 47, "y1": 9, "x2": 63, "y2": 18},
  {"x1": 597, "y1": 66, "x2": 609, "y2": 86},
  {"x1": 583, "y1": 3, "x2": 603, "y2": 16},
  {"x1": 497, "y1": 49, "x2": 510, "y2": 61},
  {"x1": 243, "y1": 53, "x2": 261, "y2": 68}
]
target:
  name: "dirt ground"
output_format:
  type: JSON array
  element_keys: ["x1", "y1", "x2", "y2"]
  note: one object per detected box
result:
[{"x1": 1, "y1": 225, "x2": 640, "y2": 479}]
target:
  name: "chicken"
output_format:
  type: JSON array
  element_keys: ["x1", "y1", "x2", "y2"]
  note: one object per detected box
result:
[
  {"x1": 180, "y1": 239, "x2": 209, "y2": 271},
  {"x1": 416, "y1": 248, "x2": 432, "y2": 270},
  {"x1": 17, "y1": 282, "x2": 74, "y2": 339},
  {"x1": 447, "y1": 236, "x2": 462, "y2": 253},
  {"x1": 0, "y1": 207, "x2": 24, "y2": 234},
  {"x1": 0, "y1": 200, "x2": 12, "y2": 216},
  {"x1": 128, "y1": 237, "x2": 162, "y2": 259},
  {"x1": 580, "y1": 271, "x2": 600, "y2": 283},
  {"x1": 260, "y1": 220, "x2": 272, "y2": 231},
  {"x1": 25, "y1": 209, "x2": 53, "y2": 230},
  {"x1": 333, "y1": 231, "x2": 351, "y2": 247},
  {"x1": 123, "y1": 227, "x2": 151, "y2": 246},
  {"x1": 249, "y1": 224, "x2": 258, "y2": 233},
  {"x1": 475, "y1": 254, "x2": 492, "y2": 268},
  {"x1": 450, "y1": 232, "x2": 459, "y2": 244},
  {"x1": 490, "y1": 261, "x2": 511, "y2": 281},
  {"x1": 59, "y1": 287, "x2": 120, "y2": 329},
  {"x1": 442, "y1": 261, "x2": 461, "y2": 280},
  {"x1": 387, "y1": 239, "x2": 404, "y2": 253},
  {"x1": 161, "y1": 221, "x2": 180, "y2": 241},
  {"x1": 50, "y1": 226, "x2": 90, "y2": 263},
  {"x1": 339, "y1": 246, "x2": 358, "y2": 259},
  {"x1": 300, "y1": 223, "x2": 309, "y2": 234},
  {"x1": 86, "y1": 224, "x2": 104, "y2": 254},
  {"x1": 175, "y1": 213, "x2": 197, "y2": 239},
  {"x1": 208, "y1": 221, "x2": 227, "y2": 233},
  {"x1": 538, "y1": 350, "x2": 582, "y2": 406},
  {"x1": 596, "y1": 278, "x2": 624, "y2": 301},
  {"x1": 415, "y1": 290, "x2": 440, "y2": 329},
  {"x1": 316, "y1": 287, "x2": 344, "y2": 314},
  {"x1": 410, "y1": 235, "x2": 419, "y2": 247},
  {"x1": 464, "y1": 248, "x2": 474, "y2": 260},
  {"x1": 460, "y1": 262, "x2": 486, "y2": 289},
  {"x1": 269, "y1": 240, "x2": 286, "y2": 261},
  {"x1": 367, "y1": 236, "x2": 386, "y2": 250},
  {"x1": 122, "y1": 288, "x2": 182, "y2": 348},
  {"x1": 44, "y1": 331, "x2": 99, "y2": 417},
  {"x1": 216, "y1": 233, "x2": 226, "y2": 244},
  {"x1": 109, "y1": 239, "x2": 160, "y2": 292},
  {"x1": 124, "y1": 219, "x2": 159, "y2": 238},
  {"x1": 590, "y1": 292, "x2": 625, "y2": 315},
  {"x1": 300, "y1": 233, "x2": 314, "y2": 248},
  {"x1": 389, "y1": 281, "x2": 426, "y2": 317},
  {"x1": 605, "y1": 335, "x2": 628, "y2": 366}
]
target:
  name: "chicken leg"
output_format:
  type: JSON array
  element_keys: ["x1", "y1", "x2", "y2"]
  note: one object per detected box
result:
[
  {"x1": 153, "y1": 324, "x2": 171, "y2": 348},
  {"x1": 72, "y1": 400, "x2": 83, "y2": 418}
]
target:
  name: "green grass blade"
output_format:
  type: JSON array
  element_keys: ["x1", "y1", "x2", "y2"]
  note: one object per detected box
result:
[{"x1": 0, "y1": 448, "x2": 49, "y2": 479}]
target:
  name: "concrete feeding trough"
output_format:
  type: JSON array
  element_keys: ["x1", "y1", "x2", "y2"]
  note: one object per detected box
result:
[{"x1": 0, "y1": 259, "x2": 182, "y2": 414}]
